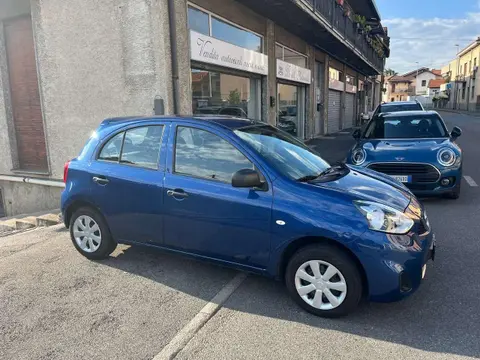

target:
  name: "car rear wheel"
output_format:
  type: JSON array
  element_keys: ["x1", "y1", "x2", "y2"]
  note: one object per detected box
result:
[
  {"x1": 69, "y1": 207, "x2": 116, "y2": 260},
  {"x1": 285, "y1": 244, "x2": 363, "y2": 317}
]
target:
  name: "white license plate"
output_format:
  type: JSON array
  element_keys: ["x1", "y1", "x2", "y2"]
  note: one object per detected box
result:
[{"x1": 391, "y1": 175, "x2": 411, "y2": 183}]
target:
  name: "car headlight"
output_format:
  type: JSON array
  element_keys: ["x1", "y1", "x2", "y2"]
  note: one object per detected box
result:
[
  {"x1": 437, "y1": 148, "x2": 456, "y2": 167},
  {"x1": 354, "y1": 200, "x2": 414, "y2": 234},
  {"x1": 351, "y1": 148, "x2": 366, "y2": 165}
]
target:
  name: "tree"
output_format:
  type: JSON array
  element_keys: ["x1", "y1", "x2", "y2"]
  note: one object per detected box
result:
[
  {"x1": 384, "y1": 68, "x2": 398, "y2": 76},
  {"x1": 227, "y1": 89, "x2": 241, "y2": 105}
]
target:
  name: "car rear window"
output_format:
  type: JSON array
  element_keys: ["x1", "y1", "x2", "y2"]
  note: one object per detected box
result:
[{"x1": 379, "y1": 103, "x2": 422, "y2": 113}]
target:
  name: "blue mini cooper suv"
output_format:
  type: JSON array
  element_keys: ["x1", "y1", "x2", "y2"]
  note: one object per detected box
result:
[
  {"x1": 61, "y1": 116, "x2": 436, "y2": 317},
  {"x1": 348, "y1": 111, "x2": 462, "y2": 198}
]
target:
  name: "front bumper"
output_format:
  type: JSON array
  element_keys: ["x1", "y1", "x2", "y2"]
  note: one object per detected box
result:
[
  {"x1": 362, "y1": 162, "x2": 462, "y2": 196},
  {"x1": 355, "y1": 226, "x2": 436, "y2": 303}
]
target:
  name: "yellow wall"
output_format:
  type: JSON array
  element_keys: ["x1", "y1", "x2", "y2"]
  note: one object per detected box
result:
[{"x1": 441, "y1": 42, "x2": 480, "y2": 79}]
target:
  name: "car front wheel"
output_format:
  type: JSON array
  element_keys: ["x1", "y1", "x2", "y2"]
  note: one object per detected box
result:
[
  {"x1": 69, "y1": 207, "x2": 116, "y2": 260},
  {"x1": 285, "y1": 244, "x2": 363, "y2": 317}
]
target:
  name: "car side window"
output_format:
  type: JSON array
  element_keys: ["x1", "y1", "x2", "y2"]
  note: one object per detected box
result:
[
  {"x1": 98, "y1": 132, "x2": 125, "y2": 162},
  {"x1": 174, "y1": 126, "x2": 253, "y2": 183},
  {"x1": 120, "y1": 126, "x2": 164, "y2": 169}
]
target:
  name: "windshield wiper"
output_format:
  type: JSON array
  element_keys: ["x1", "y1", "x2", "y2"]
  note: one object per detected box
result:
[{"x1": 296, "y1": 163, "x2": 348, "y2": 183}]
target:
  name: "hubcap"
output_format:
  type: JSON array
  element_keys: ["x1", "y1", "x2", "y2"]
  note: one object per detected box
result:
[
  {"x1": 295, "y1": 260, "x2": 347, "y2": 310},
  {"x1": 73, "y1": 215, "x2": 101, "y2": 253}
]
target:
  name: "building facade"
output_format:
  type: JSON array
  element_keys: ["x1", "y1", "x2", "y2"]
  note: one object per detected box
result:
[
  {"x1": 0, "y1": 0, "x2": 388, "y2": 216},
  {"x1": 440, "y1": 38, "x2": 480, "y2": 112},
  {"x1": 383, "y1": 68, "x2": 442, "y2": 104}
]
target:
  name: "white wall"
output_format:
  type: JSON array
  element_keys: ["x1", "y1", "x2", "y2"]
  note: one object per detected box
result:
[{"x1": 415, "y1": 72, "x2": 439, "y2": 95}]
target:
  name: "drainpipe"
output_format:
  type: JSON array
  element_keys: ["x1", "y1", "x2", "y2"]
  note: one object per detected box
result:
[
  {"x1": 0, "y1": 174, "x2": 65, "y2": 188},
  {"x1": 167, "y1": 0, "x2": 180, "y2": 114}
]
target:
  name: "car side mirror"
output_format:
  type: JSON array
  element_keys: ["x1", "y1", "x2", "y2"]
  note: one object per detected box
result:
[
  {"x1": 232, "y1": 169, "x2": 264, "y2": 189},
  {"x1": 451, "y1": 126, "x2": 462, "y2": 139},
  {"x1": 352, "y1": 129, "x2": 361, "y2": 140}
]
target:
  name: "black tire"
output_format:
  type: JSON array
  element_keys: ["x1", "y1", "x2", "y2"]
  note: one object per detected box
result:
[
  {"x1": 69, "y1": 206, "x2": 116, "y2": 260},
  {"x1": 285, "y1": 244, "x2": 363, "y2": 318}
]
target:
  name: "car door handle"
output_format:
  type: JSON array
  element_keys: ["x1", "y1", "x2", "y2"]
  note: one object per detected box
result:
[
  {"x1": 167, "y1": 189, "x2": 188, "y2": 199},
  {"x1": 92, "y1": 176, "x2": 109, "y2": 185}
]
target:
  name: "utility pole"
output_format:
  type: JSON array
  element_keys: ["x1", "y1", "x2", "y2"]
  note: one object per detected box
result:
[
  {"x1": 415, "y1": 61, "x2": 419, "y2": 101},
  {"x1": 454, "y1": 44, "x2": 460, "y2": 110}
]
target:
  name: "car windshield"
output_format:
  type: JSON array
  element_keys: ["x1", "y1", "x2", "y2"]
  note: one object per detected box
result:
[
  {"x1": 234, "y1": 125, "x2": 330, "y2": 180},
  {"x1": 379, "y1": 104, "x2": 422, "y2": 113},
  {"x1": 364, "y1": 114, "x2": 448, "y2": 139}
]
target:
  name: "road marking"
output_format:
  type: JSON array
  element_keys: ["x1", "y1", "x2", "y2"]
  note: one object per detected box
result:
[
  {"x1": 463, "y1": 176, "x2": 478, "y2": 187},
  {"x1": 152, "y1": 273, "x2": 248, "y2": 360}
]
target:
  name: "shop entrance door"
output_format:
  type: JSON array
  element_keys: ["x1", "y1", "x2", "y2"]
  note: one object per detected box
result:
[{"x1": 277, "y1": 83, "x2": 305, "y2": 139}]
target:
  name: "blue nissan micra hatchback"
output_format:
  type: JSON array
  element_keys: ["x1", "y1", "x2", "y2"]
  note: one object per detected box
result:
[
  {"x1": 62, "y1": 116, "x2": 435, "y2": 317},
  {"x1": 348, "y1": 111, "x2": 462, "y2": 199}
]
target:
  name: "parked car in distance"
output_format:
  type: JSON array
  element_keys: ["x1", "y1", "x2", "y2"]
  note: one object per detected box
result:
[
  {"x1": 61, "y1": 116, "x2": 435, "y2": 317},
  {"x1": 348, "y1": 111, "x2": 462, "y2": 198},
  {"x1": 278, "y1": 105, "x2": 298, "y2": 135},
  {"x1": 369, "y1": 100, "x2": 424, "y2": 119},
  {"x1": 194, "y1": 106, "x2": 248, "y2": 118}
]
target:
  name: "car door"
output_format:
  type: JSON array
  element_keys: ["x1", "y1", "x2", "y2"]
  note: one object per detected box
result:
[
  {"x1": 88, "y1": 123, "x2": 169, "y2": 244},
  {"x1": 162, "y1": 123, "x2": 273, "y2": 269}
]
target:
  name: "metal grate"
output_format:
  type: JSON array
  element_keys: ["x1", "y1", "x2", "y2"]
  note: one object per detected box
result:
[{"x1": 368, "y1": 163, "x2": 440, "y2": 183}]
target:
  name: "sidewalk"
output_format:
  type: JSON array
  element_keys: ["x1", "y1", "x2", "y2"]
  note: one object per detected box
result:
[
  {"x1": 306, "y1": 130, "x2": 356, "y2": 164},
  {"x1": 436, "y1": 109, "x2": 480, "y2": 118}
]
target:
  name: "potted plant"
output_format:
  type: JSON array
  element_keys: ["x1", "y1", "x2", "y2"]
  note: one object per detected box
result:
[{"x1": 343, "y1": 7, "x2": 351, "y2": 17}]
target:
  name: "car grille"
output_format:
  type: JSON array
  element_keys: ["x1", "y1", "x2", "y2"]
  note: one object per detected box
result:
[{"x1": 368, "y1": 163, "x2": 440, "y2": 183}]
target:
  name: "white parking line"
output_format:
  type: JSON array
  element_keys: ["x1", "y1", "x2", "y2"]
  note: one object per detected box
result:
[
  {"x1": 153, "y1": 273, "x2": 248, "y2": 360},
  {"x1": 463, "y1": 175, "x2": 478, "y2": 187}
]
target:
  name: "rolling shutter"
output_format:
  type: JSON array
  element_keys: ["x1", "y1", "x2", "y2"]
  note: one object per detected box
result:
[
  {"x1": 5, "y1": 16, "x2": 48, "y2": 171},
  {"x1": 344, "y1": 93, "x2": 355, "y2": 129},
  {"x1": 327, "y1": 90, "x2": 341, "y2": 134}
]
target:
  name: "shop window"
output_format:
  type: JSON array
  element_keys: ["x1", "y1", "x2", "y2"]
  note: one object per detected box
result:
[
  {"x1": 276, "y1": 43, "x2": 307, "y2": 68},
  {"x1": 188, "y1": 6, "x2": 209, "y2": 35},
  {"x1": 191, "y1": 69, "x2": 261, "y2": 120},
  {"x1": 187, "y1": 5, "x2": 262, "y2": 52},
  {"x1": 329, "y1": 67, "x2": 344, "y2": 82},
  {"x1": 211, "y1": 17, "x2": 262, "y2": 52}
]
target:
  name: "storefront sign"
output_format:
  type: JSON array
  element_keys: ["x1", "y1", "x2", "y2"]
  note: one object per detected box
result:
[
  {"x1": 276, "y1": 59, "x2": 311, "y2": 84},
  {"x1": 190, "y1": 30, "x2": 268, "y2": 75},
  {"x1": 346, "y1": 83, "x2": 357, "y2": 93},
  {"x1": 329, "y1": 79, "x2": 345, "y2": 91}
]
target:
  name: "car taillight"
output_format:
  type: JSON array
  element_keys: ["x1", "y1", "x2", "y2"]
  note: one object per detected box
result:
[{"x1": 63, "y1": 161, "x2": 70, "y2": 183}]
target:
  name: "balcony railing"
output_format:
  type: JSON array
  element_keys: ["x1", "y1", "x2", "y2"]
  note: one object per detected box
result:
[{"x1": 304, "y1": 0, "x2": 385, "y2": 72}]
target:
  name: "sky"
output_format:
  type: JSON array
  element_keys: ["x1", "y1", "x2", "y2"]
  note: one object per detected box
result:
[{"x1": 375, "y1": 0, "x2": 480, "y2": 74}]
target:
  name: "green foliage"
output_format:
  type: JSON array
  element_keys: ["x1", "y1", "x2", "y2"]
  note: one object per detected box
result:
[{"x1": 228, "y1": 89, "x2": 241, "y2": 105}]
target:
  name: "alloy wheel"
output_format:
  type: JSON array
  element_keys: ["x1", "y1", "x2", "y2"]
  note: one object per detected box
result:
[
  {"x1": 294, "y1": 260, "x2": 347, "y2": 310},
  {"x1": 73, "y1": 215, "x2": 102, "y2": 253}
]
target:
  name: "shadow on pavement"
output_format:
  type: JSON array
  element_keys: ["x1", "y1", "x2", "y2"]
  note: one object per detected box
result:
[{"x1": 101, "y1": 214, "x2": 480, "y2": 359}]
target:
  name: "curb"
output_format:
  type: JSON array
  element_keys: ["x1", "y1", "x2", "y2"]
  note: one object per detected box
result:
[{"x1": 0, "y1": 211, "x2": 61, "y2": 236}]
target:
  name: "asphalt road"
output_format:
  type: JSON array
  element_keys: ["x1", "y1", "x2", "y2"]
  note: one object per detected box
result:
[{"x1": 1, "y1": 112, "x2": 479, "y2": 360}]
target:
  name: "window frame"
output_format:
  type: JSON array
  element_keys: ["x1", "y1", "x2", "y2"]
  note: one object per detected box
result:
[
  {"x1": 172, "y1": 125, "x2": 264, "y2": 186},
  {"x1": 187, "y1": 2, "x2": 264, "y2": 53},
  {"x1": 275, "y1": 42, "x2": 307, "y2": 68},
  {"x1": 96, "y1": 125, "x2": 165, "y2": 170}
]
